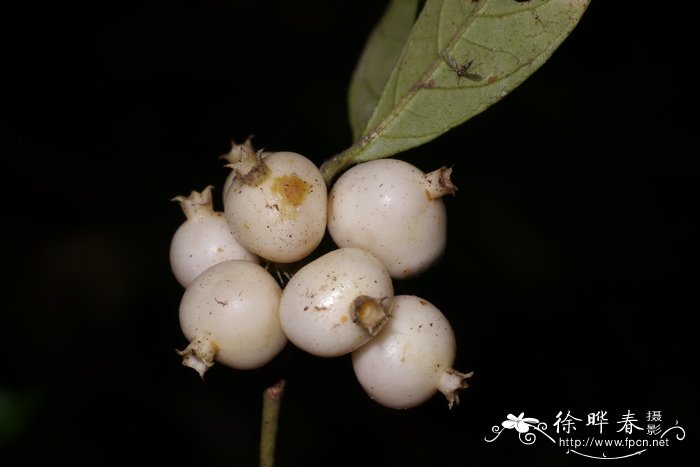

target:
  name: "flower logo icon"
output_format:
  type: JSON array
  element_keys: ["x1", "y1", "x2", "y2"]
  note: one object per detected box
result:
[
  {"x1": 486, "y1": 412, "x2": 554, "y2": 445},
  {"x1": 502, "y1": 413, "x2": 540, "y2": 433}
]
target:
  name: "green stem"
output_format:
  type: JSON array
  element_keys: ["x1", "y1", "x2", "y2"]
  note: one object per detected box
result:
[
  {"x1": 259, "y1": 379, "x2": 285, "y2": 467},
  {"x1": 320, "y1": 142, "x2": 365, "y2": 185}
]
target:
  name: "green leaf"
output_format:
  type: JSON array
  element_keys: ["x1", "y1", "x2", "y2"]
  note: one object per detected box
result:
[
  {"x1": 322, "y1": 0, "x2": 591, "y2": 183},
  {"x1": 347, "y1": 0, "x2": 421, "y2": 141}
]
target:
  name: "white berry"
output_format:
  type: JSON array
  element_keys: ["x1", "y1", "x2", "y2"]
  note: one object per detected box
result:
[
  {"x1": 352, "y1": 295, "x2": 473, "y2": 409},
  {"x1": 177, "y1": 260, "x2": 287, "y2": 377},
  {"x1": 327, "y1": 159, "x2": 455, "y2": 279},
  {"x1": 279, "y1": 247, "x2": 393, "y2": 357},
  {"x1": 170, "y1": 185, "x2": 258, "y2": 287},
  {"x1": 224, "y1": 150, "x2": 327, "y2": 263}
]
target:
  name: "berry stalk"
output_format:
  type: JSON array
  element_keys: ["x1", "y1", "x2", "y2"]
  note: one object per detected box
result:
[{"x1": 260, "y1": 379, "x2": 286, "y2": 467}]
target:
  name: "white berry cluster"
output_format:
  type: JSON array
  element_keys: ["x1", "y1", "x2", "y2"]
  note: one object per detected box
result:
[{"x1": 170, "y1": 137, "x2": 473, "y2": 409}]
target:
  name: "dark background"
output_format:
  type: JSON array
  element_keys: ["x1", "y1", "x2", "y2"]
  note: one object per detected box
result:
[{"x1": 3, "y1": 1, "x2": 695, "y2": 466}]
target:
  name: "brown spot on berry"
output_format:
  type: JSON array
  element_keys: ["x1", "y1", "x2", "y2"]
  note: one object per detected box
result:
[{"x1": 272, "y1": 174, "x2": 310, "y2": 208}]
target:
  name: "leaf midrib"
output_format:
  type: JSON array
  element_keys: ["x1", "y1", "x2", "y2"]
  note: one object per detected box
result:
[{"x1": 360, "y1": 0, "x2": 489, "y2": 147}]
